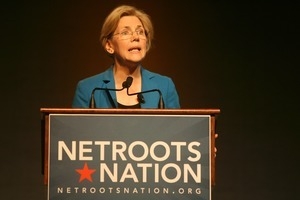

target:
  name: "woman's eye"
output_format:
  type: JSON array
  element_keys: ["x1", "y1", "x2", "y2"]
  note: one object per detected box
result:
[
  {"x1": 121, "y1": 31, "x2": 130, "y2": 36},
  {"x1": 137, "y1": 29, "x2": 144, "y2": 35}
]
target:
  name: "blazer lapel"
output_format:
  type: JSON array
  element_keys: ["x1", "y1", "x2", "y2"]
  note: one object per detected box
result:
[
  {"x1": 141, "y1": 68, "x2": 159, "y2": 108},
  {"x1": 101, "y1": 66, "x2": 118, "y2": 108}
]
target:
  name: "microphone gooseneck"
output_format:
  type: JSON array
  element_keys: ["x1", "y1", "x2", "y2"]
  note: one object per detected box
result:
[
  {"x1": 126, "y1": 77, "x2": 165, "y2": 109},
  {"x1": 89, "y1": 76, "x2": 133, "y2": 108}
]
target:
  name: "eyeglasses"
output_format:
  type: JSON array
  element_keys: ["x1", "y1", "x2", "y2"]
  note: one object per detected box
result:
[{"x1": 112, "y1": 29, "x2": 147, "y2": 40}]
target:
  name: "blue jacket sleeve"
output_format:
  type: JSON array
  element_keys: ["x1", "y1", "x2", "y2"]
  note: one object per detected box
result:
[
  {"x1": 72, "y1": 80, "x2": 91, "y2": 108},
  {"x1": 164, "y1": 77, "x2": 180, "y2": 108}
]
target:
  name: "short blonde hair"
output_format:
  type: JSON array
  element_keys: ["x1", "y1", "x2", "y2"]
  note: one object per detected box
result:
[{"x1": 100, "y1": 5, "x2": 154, "y2": 52}]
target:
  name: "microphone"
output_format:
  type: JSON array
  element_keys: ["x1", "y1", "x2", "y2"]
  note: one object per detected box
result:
[
  {"x1": 89, "y1": 76, "x2": 133, "y2": 108},
  {"x1": 126, "y1": 82, "x2": 165, "y2": 109},
  {"x1": 122, "y1": 76, "x2": 133, "y2": 88}
]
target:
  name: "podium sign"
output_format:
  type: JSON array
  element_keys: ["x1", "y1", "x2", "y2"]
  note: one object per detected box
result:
[{"x1": 48, "y1": 114, "x2": 211, "y2": 200}]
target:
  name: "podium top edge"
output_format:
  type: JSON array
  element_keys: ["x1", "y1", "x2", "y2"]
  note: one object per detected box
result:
[{"x1": 40, "y1": 108, "x2": 221, "y2": 115}]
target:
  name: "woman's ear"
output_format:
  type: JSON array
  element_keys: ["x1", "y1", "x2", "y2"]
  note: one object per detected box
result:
[{"x1": 105, "y1": 41, "x2": 114, "y2": 54}]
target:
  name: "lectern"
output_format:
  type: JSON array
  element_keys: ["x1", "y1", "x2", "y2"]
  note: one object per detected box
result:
[{"x1": 40, "y1": 108, "x2": 220, "y2": 199}]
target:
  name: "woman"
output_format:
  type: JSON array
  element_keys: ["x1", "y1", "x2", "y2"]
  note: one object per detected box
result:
[{"x1": 72, "y1": 5, "x2": 180, "y2": 108}]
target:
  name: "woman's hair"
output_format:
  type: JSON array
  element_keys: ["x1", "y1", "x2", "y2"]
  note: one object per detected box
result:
[{"x1": 100, "y1": 5, "x2": 154, "y2": 52}]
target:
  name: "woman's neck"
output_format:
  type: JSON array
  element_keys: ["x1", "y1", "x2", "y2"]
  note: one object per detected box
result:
[{"x1": 113, "y1": 64, "x2": 141, "y2": 80}]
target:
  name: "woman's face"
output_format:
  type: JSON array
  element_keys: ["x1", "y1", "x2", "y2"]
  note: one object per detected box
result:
[{"x1": 107, "y1": 16, "x2": 147, "y2": 66}]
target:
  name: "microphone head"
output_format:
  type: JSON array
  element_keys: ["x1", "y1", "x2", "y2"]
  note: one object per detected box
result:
[
  {"x1": 137, "y1": 93, "x2": 145, "y2": 104},
  {"x1": 122, "y1": 76, "x2": 133, "y2": 88}
]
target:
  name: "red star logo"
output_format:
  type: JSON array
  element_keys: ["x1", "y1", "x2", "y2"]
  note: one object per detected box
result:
[{"x1": 76, "y1": 162, "x2": 96, "y2": 182}]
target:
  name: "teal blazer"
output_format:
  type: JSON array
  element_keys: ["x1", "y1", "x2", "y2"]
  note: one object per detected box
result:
[{"x1": 72, "y1": 66, "x2": 180, "y2": 108}]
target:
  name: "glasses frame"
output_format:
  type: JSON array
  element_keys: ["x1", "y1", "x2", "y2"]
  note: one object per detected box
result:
[{"x1": 111, "y1": 28, "x2": 147, "y2": 40}]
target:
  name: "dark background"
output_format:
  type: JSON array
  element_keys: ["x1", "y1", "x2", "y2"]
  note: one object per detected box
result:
[{"x1": 1, "y1": 1, "x2": 298, "y2": 199}]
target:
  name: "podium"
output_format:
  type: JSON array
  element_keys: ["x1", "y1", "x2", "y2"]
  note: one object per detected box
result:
[{"x1": 41, "y1": 108, "x2": 220, "y2": 199}]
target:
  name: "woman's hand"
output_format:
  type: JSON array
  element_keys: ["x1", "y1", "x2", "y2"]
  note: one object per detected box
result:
[{"x1": 214, "y1": 133, "x2": 218, "y2": 157}]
